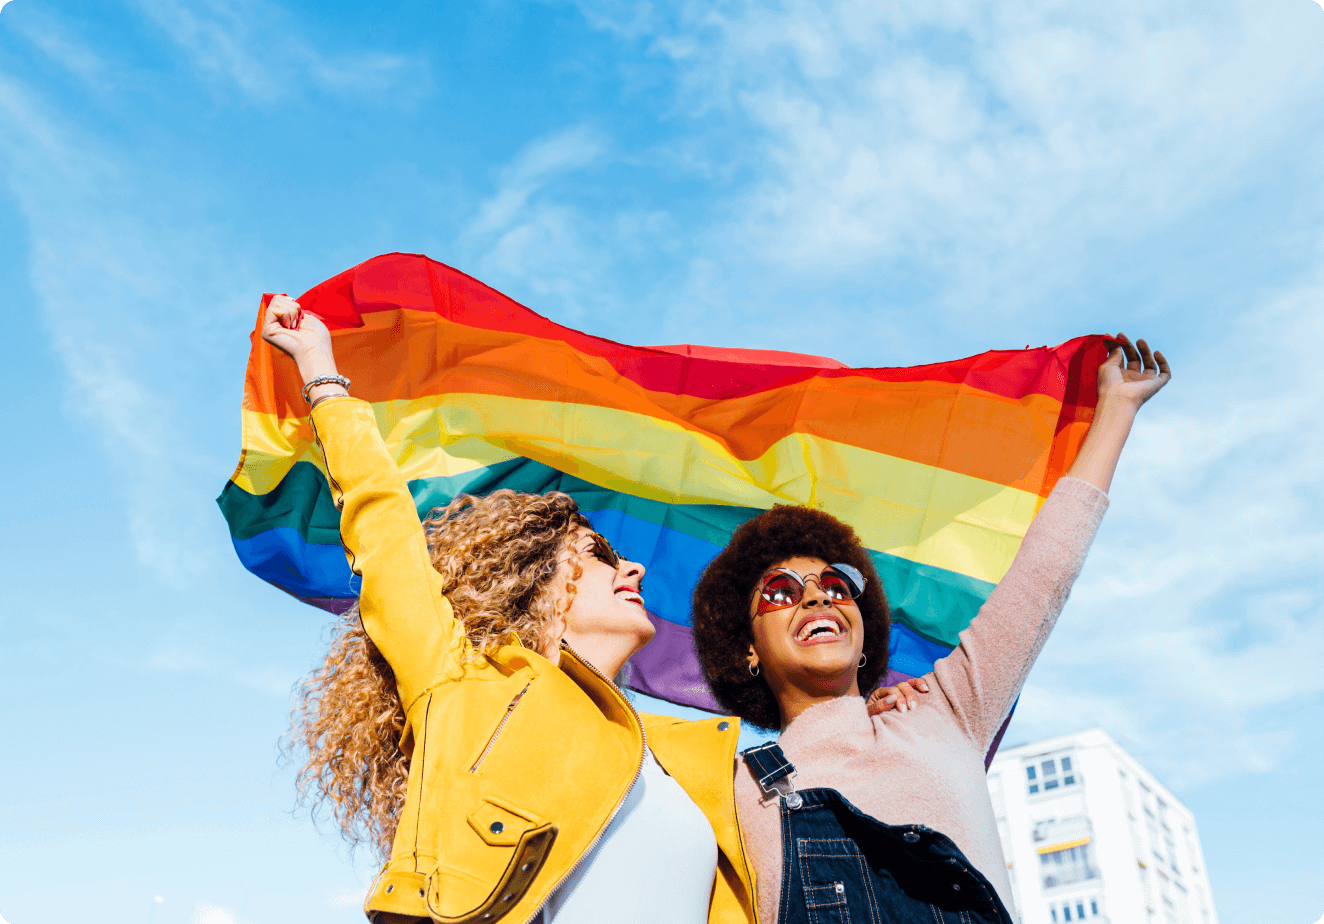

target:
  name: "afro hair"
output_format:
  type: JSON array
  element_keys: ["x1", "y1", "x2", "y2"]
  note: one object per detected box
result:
[{"x1": 691, "y1": 504, "x2": 890, "y2": 730}]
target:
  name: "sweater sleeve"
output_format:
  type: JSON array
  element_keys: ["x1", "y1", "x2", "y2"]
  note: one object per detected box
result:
[
  {"x1": 930, "y1": 476, "x2": 1109, "y2": 750},
  {"x1": 309, "y1": 397, "x2": 466, "y2": 712}
]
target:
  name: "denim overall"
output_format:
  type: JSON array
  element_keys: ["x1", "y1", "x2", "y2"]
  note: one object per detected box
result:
[{"x1": 742, "y1": 743, "x2": 1015, "y2": 924}]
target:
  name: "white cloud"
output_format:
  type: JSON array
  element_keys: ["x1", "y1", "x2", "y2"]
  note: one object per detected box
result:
[
  {"x1": 461, "y1": 126, "x2": 620, "y2": 322},
  {"x1": 0, "y1": 73, "x2": 246, "y2": 583},
  {"x1": 192, "y1": 903, "x2": 241, "y2": 924},
  {"x1": 129, "y1": 0, "x2": 425, "y2": 103},
  {"x1": 557, "y1": 0, "x2": 1324, "y2": 342},
  {"x1": 149, "y1": 645, "x2": 298, "y2": 697},
  {"x1": 470, "y1": 126, "x2": 608, "y2": 236},
  {"x1": 4, "y1": 6, "x2": 104, "y2": 83},
  {"x1": 327, "y1": 887, "x2": 368, "y2": 909}
]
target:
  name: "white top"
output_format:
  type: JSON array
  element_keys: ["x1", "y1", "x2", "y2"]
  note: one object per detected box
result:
[{"x1": 540, "y1": 746, "x2": 719, "y2": 924}]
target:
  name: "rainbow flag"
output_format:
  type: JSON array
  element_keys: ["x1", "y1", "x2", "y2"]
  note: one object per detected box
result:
[{"x1": 219, "y1": 253, "x2": 1109, "y2": 731}]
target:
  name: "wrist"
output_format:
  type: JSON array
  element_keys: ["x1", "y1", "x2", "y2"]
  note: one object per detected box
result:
[
  {"x1": 1094, "y1": 392, "x2": 1141, "y2": 419},
  {"x1": 294, "y1": 348, "x2": 340, "y2": 384}
]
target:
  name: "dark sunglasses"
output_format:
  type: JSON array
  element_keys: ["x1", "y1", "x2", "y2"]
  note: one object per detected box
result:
[
  {"x1": 755, "y1": 564, "x2": 866, "y2": 616},
  {"x1": 586, "y1": 532, "x2": 620, "y2": 570}
]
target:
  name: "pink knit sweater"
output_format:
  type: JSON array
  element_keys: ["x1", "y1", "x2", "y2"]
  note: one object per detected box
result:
[{"x1": 734, "y1": 476, "x2": 1109, "y2": 923}]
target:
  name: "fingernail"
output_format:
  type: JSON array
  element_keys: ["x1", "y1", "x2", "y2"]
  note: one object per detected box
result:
[{"x1": 884, "y1": 695, "x2": 897, "y2": 704}]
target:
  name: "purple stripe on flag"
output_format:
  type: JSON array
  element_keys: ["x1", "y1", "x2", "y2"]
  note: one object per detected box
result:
[
  {"x1": 294, "y1": 594, "x2": 358, "y2": 615},
  {"x1": 628, "y1": 613, "x2": 721, "y2": 712},
  {"x1": 878, "y1": 668, "x2": 917, "y2": 689}
]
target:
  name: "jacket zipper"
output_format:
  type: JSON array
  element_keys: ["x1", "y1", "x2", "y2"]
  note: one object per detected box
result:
[
  {"x1": 729, "y1": 734, "x2": 761, "y2": 924},
  {"x1": 519, "y1": 642, "x2": 646, "y2": 924},
  {"x1": 469, "y1": 681, "x2": 532, "y2": 773}
]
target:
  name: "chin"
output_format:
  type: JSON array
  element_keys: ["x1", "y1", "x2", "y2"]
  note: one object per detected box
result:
[
  {"x1": 796, "y1": 650, "x2": 860, "y2": 679},
  {"x1": 622, "y1": 607, "x2": 656, "y2": 642}
]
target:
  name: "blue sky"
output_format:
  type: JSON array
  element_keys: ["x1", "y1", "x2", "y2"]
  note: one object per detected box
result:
[{"x1": 1, "y1": 1, "x2": 1321, "y2": 922}]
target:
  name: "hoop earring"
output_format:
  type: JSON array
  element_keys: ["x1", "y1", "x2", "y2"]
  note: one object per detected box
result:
[
  {"x1": 858, "y1": 654, "x2": 867, "y2": 667},
  {"x1": 748, "y1": 663, "x2": 760, "y2": 677}
]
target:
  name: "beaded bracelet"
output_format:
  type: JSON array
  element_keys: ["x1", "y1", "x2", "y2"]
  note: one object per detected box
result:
[{"x1": 302, "y1": 374, "x2": 352, "y2": 403}]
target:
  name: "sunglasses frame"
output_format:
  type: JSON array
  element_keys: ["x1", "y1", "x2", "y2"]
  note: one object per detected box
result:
[{"x1": 755, "y1": 563, "x2": 867, "y2": 616}]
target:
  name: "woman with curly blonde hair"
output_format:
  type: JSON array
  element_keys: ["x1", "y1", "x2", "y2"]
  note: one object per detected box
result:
[{"x1": 262, "y1": 295, "x2": 757, "y2": 924}]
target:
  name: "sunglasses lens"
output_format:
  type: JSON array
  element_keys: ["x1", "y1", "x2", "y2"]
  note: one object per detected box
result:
[
  {"x1": 820, "y1": 571, "x2": 854, "y2": 601},
  {"x1": 592, "y1": 534, "x2": 619, "y2": 569},
  {"x1": 829, "y1": 564, "x2": 866, "y2": 598},
  {"x1": 760, "y1": 573, "x2": 803, "y2": 608}
]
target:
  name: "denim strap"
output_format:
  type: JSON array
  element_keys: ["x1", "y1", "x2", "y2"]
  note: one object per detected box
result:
[{"x1": 741, "y1": 742, "x2": 803, "y2": 808}]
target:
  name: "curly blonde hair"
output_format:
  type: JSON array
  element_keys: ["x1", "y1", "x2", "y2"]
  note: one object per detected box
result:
[{"x1": 289, "y1": 489, "x2": 589, "y2": 857}]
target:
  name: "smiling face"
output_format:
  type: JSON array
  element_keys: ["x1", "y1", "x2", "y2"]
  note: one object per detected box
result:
[
  {"x1": 747, "y1": 555, "x2": 865, "y2": 705},
  {"x1": 558, "y1": 527, "x2": 654, "y2": 658}
]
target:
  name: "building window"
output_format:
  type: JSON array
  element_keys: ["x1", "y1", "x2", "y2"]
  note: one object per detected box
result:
[
  {"x1": 1045, "y1": 778, "x2": 1060, "y2": 789},
  {"x1": 1043, "y1": 759, "x2": 1057, "y2": 776},
  {"x1": 1061, "y1": 756, "x2": 1073, "y2": 772},
  {"x1": 1030, "y1": 784, "x2": 1040, "y2": 794},
  {"x1": 1051, "y1": 908, "x2": 1058, "y2": 922},
  {"x1": 1041, "y1": 843, "x2": 1100, "y2": 888},
  {"x1": 1027, "y1": 765, "x2": 1037, "y2": 780},
  {"x1": 1077, "y1": 902, "x2": 1086, "y2": 919},
  {"x1": 1063, "y1": 905, "x2": 1072, "y2": 921},
  {"x1": 1091, "y1": 899, "x2": 1099, "y2": 915},
  {"x1": 1064, "y1": 775, "x2": 1076, "y2": 785}
]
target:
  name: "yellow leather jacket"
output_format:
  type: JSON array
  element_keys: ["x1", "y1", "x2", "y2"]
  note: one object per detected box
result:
[{"x1": 309, "y1": 398, "x2": 757, "y2": 924}]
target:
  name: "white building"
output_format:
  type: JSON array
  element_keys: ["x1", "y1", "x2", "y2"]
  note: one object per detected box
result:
[{"x1": 986, "y1": 728, "x2": 1219, "y2": 924}]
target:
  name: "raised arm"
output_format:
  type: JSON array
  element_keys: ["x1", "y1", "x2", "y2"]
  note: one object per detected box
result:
[
  {"x1": 263, "y1": 296, "x2": 466, "y2": 710},
  {"x1": 931, "y1": 334, "x2": 1170, "y2": 748}
]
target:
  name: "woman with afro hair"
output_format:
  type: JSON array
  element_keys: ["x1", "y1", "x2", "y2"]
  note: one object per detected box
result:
[{"x1": 690, "y1": 334, "x2": 1171, "y2": 924}]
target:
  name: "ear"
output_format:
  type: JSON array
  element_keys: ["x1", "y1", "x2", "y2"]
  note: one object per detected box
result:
[{"x1": 746, "y1": 643, "x2": 759, "y2": 672}]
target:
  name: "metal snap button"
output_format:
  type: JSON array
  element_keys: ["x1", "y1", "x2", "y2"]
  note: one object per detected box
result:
[
  {"x1": 419, "y1": 889, "x2": 425, "y2": 897},
  {"x1": 504, "y1": 893, "x2": 515, "y2": 902},
  {"x1": 903, "y1": 831, "x2": 921, "y2": 843},
  {"x1": 385, "y1": 884, "x2": 394, "y2": 893},
  {"x1": 785, "y1": 792, "x2": 804, "y2": 809},
  {"x1": 834, "y1": 882, "x2": 845, "y2": 894},
  {"x1": 718, "y1": 721, "x2": 731, "y2": 731},
  {"x1": 952, "y1": 883, "x2": 961, "y2": 891},
  {"x1": 490, "y1": 821, "x2": 505, "y2": 834}
]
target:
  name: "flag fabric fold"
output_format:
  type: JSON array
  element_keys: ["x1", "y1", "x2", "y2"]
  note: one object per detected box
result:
[{"x1": 219, "y1": 252, "x2": 1109, "y2": 728}]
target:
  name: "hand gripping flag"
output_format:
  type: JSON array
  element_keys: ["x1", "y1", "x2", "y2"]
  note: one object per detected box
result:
[{"x1": 218, "y1": 252, "x2": 1111, "y2": 748}]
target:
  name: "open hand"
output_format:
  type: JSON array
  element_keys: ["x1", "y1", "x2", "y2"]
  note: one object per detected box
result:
[
  {"x1": 1099, "y1": 333, "x2": 1171, "y2": 409},
  {"x1": 866, "y1": 676, "x2": 930, "y2": 716}
]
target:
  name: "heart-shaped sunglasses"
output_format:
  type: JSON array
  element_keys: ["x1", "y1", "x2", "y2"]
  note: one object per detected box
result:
[{"x1": 755, "y1": 563, "x2": 867, "y2": 616}]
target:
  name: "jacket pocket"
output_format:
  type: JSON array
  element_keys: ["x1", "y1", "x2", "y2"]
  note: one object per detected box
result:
[
  {"x1": 426, "y1": 800, "x2": 557, "y2": 924},
  {"x1": 467, "y1": 796, "x2": 540, "y2": 846},
  {"x1": 469, "y1": 681, "x2": 532, "y2": 774}
]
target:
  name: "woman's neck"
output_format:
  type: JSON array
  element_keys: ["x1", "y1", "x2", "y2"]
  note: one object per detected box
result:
[
  {"x1": 775, "y1": 678, "x2": 861, "y2": 728},
  {"x1": 554, "y1": 632, "x2": 642, "y2": 684}
]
